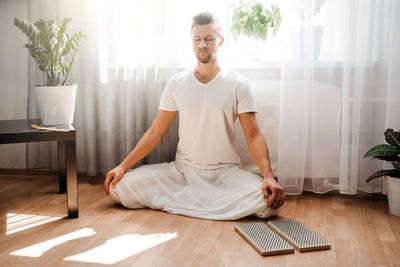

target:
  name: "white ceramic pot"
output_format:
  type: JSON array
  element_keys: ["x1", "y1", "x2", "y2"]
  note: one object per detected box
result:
[
  {"x1": 34, "y1": 84, "x2": 77, "y2": 126},
  {"x1": 386, "y1": 176, "x2": 400, "y2": 217}
]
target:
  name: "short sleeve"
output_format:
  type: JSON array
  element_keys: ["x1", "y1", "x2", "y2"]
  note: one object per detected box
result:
[
  {"x1": 159, "y1": 78, "x2": 178, "y2": 111},
  {"x1": 237, "y1": 79, "x2": 258, "y2": 114}
]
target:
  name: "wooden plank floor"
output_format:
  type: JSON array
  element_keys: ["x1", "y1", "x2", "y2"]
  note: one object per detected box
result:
[{"x1": 0, "y1": 171, "x2": 399, "y2": 267}]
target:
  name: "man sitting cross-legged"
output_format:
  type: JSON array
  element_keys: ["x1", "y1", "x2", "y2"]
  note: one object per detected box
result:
[{"x1": 104, "y1": 12, "x2": 285, "y2": 220}]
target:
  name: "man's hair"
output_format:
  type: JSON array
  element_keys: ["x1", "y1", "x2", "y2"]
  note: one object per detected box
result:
[{"x1": 191, "y1": 12, "x2": 222, "y2": 36}]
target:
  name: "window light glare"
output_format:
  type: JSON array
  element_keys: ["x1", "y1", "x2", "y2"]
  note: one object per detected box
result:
[
  {"x1": 64, "y1": 232, "x2": 178, "y2": 264},
  {"x1": 6, "y1": 213, "x2": 62, "y2": 235},
  {"x1": 10, "y1": 228, "x2": 96, "y2": 258}
]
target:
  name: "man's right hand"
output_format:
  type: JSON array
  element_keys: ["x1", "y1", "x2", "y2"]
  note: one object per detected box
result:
[
  {"x1": 104, "y1": 165, "x2": 126, "y2": 194},
  {"x1": 103, "y1": 111, "x2": 177, "y2": 195}
]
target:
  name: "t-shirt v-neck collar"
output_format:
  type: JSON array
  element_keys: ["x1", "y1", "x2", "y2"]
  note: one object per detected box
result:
[{"x1": 191, "y1": 69, "x2": 222, "y2": 86}]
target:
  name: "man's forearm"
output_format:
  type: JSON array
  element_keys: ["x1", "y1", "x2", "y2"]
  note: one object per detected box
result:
[
  {"x1": 246, "y1": 131, "x2": 275, "y2": 179},
  {"x1": 119, "y1": 129, "x2": 163, "y2": 171}
]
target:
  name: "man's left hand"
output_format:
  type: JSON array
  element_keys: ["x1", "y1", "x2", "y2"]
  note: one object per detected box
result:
[{"x1": 262, "y1": 176, "x2": 285, "y2": 209}]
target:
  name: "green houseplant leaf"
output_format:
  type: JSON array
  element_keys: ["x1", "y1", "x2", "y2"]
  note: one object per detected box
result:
[
  {"x1": 364, "y1": 129, "x2": 400, "y2": 182},
  {"x1": 384, "y1": 129, "x2": 400, "y2": 148},
  {"x1": 365, "y1": 169, "x2": 400, "y2": 183},
  {"x1": 363, "y1": 144, "x2": 400, "y2": 158},
  {"x1": 14, "y1": 17, "x2": 86, "y2": 86}
]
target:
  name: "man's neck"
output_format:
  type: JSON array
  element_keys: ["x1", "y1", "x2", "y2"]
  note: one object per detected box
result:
[{"x1": 194, "y1": 59, "x2": 221, "y2": 77}]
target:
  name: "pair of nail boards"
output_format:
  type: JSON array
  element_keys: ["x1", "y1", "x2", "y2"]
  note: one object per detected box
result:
[{"x1": 234, "y1": 218, "x2": 331, "y2": 256}]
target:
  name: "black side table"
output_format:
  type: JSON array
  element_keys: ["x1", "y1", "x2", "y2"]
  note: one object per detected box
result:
[{"x1": 0, "y1": 119, "x2": 78, "y2": 218}]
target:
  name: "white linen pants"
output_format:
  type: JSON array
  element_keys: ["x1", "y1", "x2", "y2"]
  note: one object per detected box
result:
[{"x1": 109, "y1": 160, "x2": 281, "y2": 220}]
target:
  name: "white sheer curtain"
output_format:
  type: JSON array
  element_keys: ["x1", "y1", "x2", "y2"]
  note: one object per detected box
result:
[
  {"x1": 25, "y1": 0, "x2": 179, "y2": 176},
  {"x1": 277, "y1": 0, "x2": 400, "y2": 194}
]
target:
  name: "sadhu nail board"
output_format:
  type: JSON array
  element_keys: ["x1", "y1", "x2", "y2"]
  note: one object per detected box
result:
[
  {"x1": 235, "y1": 218, "x2": 330, "y2": 256},
  {"x1": 234, "y1": 221, "x2": 294, "y2": 256},
  {"x1": 267, "y1": 218, "x2": 331, "y2": 252}
]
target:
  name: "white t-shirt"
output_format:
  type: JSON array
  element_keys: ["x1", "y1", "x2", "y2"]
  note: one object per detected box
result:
[{"x1": 159, "y1": 68, "x2": 257, "y2": 169}]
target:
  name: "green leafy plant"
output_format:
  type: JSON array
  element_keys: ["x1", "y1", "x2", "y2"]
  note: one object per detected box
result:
[
  {"x1": 14, "y1": 18, "x2": 86, "y2": 86},
  {"x1": 231, "y1": 2, "x2": 282, "y2": 41},
  {"x1": 364, "y1": 129, "x2": 400, "y2": 182}
]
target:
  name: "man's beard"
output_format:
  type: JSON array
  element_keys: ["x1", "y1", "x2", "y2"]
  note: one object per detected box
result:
[{"x1": 197, "y1": 51, "x2": 212, "y2": 64}]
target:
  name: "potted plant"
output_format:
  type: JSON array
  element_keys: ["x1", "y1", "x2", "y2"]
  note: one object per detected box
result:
[
  {"x1": 231, "y1": 2, "x2": 282, "y2": 41},
  {"x1": 364, "y1": 128, "x2": 400, "y2": 216},
  {"x1": 14, "y1": 17, "x2": 85, "y2": 126}
]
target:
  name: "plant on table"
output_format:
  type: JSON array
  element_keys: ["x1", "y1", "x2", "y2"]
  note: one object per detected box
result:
[{"x1": 13, "y1": 17, "x2": 86, "y2": 86}]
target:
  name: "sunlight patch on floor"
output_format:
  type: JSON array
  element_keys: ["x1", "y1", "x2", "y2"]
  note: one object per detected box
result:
[
  {"x1": 6, "y1": 213, "x2": 62, "y2": 235},
  {"x1": 64, "y1": 232, "x2": 178, "y2": 264},
  {"x1": 10, "y1": 228, "x2": 96, "y2": 257}
]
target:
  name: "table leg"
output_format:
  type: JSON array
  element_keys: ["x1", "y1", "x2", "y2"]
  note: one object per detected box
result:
[
  {"x1": 57, "y1": 141, "x2": 66, "y2": 193},
  {"x1": 66, "y1": 140, "x2": 78, "y2": 218}
]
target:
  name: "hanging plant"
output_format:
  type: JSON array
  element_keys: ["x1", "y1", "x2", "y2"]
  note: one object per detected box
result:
[{"x1": 231, "y1": 2, "x2": 282, "y2": 41}]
